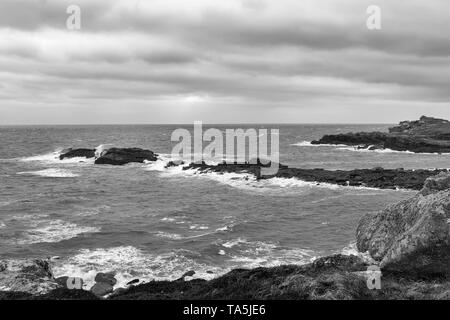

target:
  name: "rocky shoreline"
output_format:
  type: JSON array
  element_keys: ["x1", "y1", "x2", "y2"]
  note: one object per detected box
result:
[
  {"x1": 183, "y1": 162, "x2": 449, "y2": 190},
  {"x1": 312, "y1": 116, "x2": 450, "y2": 153},
  {"x1": 1, "y1": 172, "x2": 449, "y2": 300}
]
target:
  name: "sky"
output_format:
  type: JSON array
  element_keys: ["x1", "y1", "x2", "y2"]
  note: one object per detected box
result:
[{"x1": 0, "y1": 0, "x2": 449, "y2": 124}]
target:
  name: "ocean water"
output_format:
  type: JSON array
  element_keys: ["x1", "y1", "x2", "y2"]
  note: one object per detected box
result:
[{"x1": 1, "y1": 124, "x2": 450, "y2": 289}]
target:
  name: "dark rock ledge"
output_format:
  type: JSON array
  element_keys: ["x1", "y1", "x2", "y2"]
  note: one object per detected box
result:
[
  {"x1": 311, "y1": 116, "x2": 450, "y2": 153},
  {"x1": 183, "y1": 161, "x2": 449, "y2": 191},
  {"x1": 59, "y1": 147, "x2": 158, "y2": 165},
  {"x1": 1, "y1": 173, "x2": 449, "y2": 300}
]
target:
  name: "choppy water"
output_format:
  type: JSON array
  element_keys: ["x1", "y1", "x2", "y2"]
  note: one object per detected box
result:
[{"x1": 1, "y1": 124, "x2": 449, "y2": 289}]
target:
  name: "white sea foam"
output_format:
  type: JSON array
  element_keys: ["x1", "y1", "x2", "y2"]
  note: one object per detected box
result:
[
  {"x1": 17, "y1": 168, "x2": 79, "y2": 178},
  {"x1": 144, "y1": 155, "x2": 398, "y2": 192},
  {"x1": 76, "y1": 205, "x2": 111, "y2": 217},
  {"x1": 293, "y1": 141, "x2": 450, "y2": 155},
  {"x1": 189, "y1": 224, "x2": 209, "y2": 230},
  {"x1": 291, "y1": 141, "x2": 348, "y2": 147},
  {"x1": 0, "y1": 221, "x2": 5, "y2": 228},
  {"x1": 20, "y1": 149, "x2": 94, "y2": 164},
  {"x1": 95, "y1": 144, "x2": 114, "y2": 158},
  {"x1": 337, "y1": 145, "x2": 415, "y2": 154},
  {"x1": 17, "y1": 220, "x2": 100, "y2": 245},
  {"x1": 222, "y1": 238, "x2": 317, "y2": 268},
  {"x1": 52, "y1": 246, "x2": 225, "y2": 290},
  {"x1": 155, "y1": 231, "x2": 184, "y2": 240},
  {"x1": 340, "y1": 242, "x2": 376, "y2": 264}
]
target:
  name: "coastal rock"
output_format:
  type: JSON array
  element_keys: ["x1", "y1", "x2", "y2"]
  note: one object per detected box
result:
[
  {"x1": 94, "y1": 272, "x2": 117, "y2": 286},
  {"x1": 356, "y1": 173, "x2": 450, "y2": 278},
  {"x1": 184, "y1": 162, "x2": 448, "y2": 190},
  {"x1": 126, "y1": 279, "x2": 140, "y2": 286},
  {"x1": 421, "y1": 172, "x2": 450, "y2": 195},
  {"x1": 59, "y1": 148, "x2": 95, "y2": 160},
  {"x1": 0, "y1": 259, "x2": 58, "y2": 295},
  {"x1": 90, "y1": 282, "x2": 114, "y2": 297},
  {"x1": 55, "y1": 277, "x2": 84, "y2": 290},
  {"x1": 311, "y1": 116, "x2": 450, "y2": 153},
  {"x1": 94, "y1": 148, "x2": 158, "y2": 165}
]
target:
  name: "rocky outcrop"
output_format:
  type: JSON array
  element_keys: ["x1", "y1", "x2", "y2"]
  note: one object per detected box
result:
[
  {"x1": 0, "y1": 259, "x2": 58, "y2": 295},
  {"x1": 311, "y1": 116, "x2": 450, "y2": 153},
  {"x1": 94, "y1": 148, "x2": 158, "y2": 165},
  {"x1": 59, "y1": 147, "x2": 158, "y2": 165},
  {"x1": 356, "y1": 173, "x2": 450, "y2": 278},
  {"x1": 183, "y1": 162, "x2": 448, "y2": 190},
  {"x1": 59, "y1": 148, "x2": 95, "y2": 160}
]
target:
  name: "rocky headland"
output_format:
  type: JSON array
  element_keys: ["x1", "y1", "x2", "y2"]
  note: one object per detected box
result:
[
  {"x1": 1, "y1": 172, "x2": 449, "y2": 300},
  {"x1": 311, "y1": 116, "x2": 450, "y2": 153}
]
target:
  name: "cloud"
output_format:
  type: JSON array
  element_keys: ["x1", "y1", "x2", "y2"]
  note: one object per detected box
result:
[{"x1": 0, "y1": 0, "x2": 449, "y2": 124}]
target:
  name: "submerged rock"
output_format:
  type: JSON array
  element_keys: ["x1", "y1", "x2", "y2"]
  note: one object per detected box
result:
[
  {"x1": 94, "y1": 148, "x2": 158, "y2": 165},
  {"x1": 356, "y1": 173, "x2": 450, "y2": 278},
  {"x1": 312, "y1": 116, "x2": 450, "y2": 153},
  {"x1": 59, "y1": 148, "x2": 95, "y2": 160},
  {"x1": 0, "y1": 259, "x2": 58, "y2": 295}
]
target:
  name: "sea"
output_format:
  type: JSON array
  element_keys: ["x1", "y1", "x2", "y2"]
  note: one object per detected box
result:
[{"x1": 1, "y1": 124, "x2": 449, "y2": 289}]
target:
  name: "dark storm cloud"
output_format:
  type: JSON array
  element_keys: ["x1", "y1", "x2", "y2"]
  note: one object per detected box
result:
[{"x1": 0, "y1": 0, "x2": 449, "y2": 124}]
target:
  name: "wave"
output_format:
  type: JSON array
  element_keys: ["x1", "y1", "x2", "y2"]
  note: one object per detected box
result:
[
  {"x1": 16, "y1": 219, "x2": 100, "y2": 245},
  {"x1": 51, "y1": 240, "x2": 319, "y2": 291},
  {"x1": 337, "y1": 146, "x2": 415, "y2": 154},
  {"x1": 52, "y1": 246, "x2": 226, "y2": 290},
  {"x1": 293, "y1": 141, "x2": 450, "y2": 155},
  {"x1": 17, "y1": 168, "x2": 79, "y2": 178},
  {"x1": 218, "y1": 238, "x2": 317, "y2": 268},
  {"x1": 144, "y1": 156, "x2": 400, "y2": 192},
  {"x1": 19, "y1": 149, "x2": 94, "y2": 164},
  {"x1": 340, "y1": 242, "x2": 376, "y2": 264},
  {"x1": 76, "y1": 205, "x2": 111, "y2": 217},
  {"x1": 0, "y1": 221, "x2": 5, "y2": 228},
  {"x1": 291, "y1": 141, "x2": 348, "y2": 147}
]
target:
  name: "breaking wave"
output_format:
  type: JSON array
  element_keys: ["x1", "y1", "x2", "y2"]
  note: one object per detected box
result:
[
  {"x1": 16, "y1": 219, "x2": 100, "y2": 245},
  {"x1": 52, "y1": 246, "x2": 226, "y2": 290},
  {"x1": 144, "y1": 156, "x2": 392, "y2": 192},
  {"x1": 17, "y1": 168, "x2": 79, "y2": 178}
]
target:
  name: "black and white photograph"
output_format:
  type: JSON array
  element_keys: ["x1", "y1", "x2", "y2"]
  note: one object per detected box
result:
[{"x1": 0, "y1": 0, "x2": 449, "y2": 311}]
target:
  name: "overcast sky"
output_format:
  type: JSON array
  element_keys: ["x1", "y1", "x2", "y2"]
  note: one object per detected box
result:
[{"x1": 0, "y1": 0, "x2": 449, "y2": 124}]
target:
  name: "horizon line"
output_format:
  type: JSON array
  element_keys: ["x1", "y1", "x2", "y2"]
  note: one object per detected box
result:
[{"x1": 0, "y1": 122, "x2": 397, "y2": 126}]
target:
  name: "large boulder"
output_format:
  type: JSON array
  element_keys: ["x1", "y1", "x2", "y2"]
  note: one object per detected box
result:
[
  {"x1": 0, "y1": 259, "x2": 59, "y2": 295},
  {"x1": 94, "y1": 148, "x2": 158, "y2": 165},
  {"x1": 356, "y1": 173, "x2": 450, "y2": 278}
]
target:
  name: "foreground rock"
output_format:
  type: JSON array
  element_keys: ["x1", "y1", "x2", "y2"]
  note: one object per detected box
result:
[
  {"x1": 1, "y1": 254, "x2": 449, "y2": 300},
  {"x1": 357, "y1": 172, "x2": 450, "y2": 278},
  {"x1": 184, "y1": 162, "x2": 448, "y2": 190},
  {"x1": 311, "y1": 116, "x2": 450, "y2": 153},
  {"x1": 0, "y1": 259, "x2": 58, "y2": 295},
  {"x1": 59, "y1": 147, "x2": 158, "y2": 165}
]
